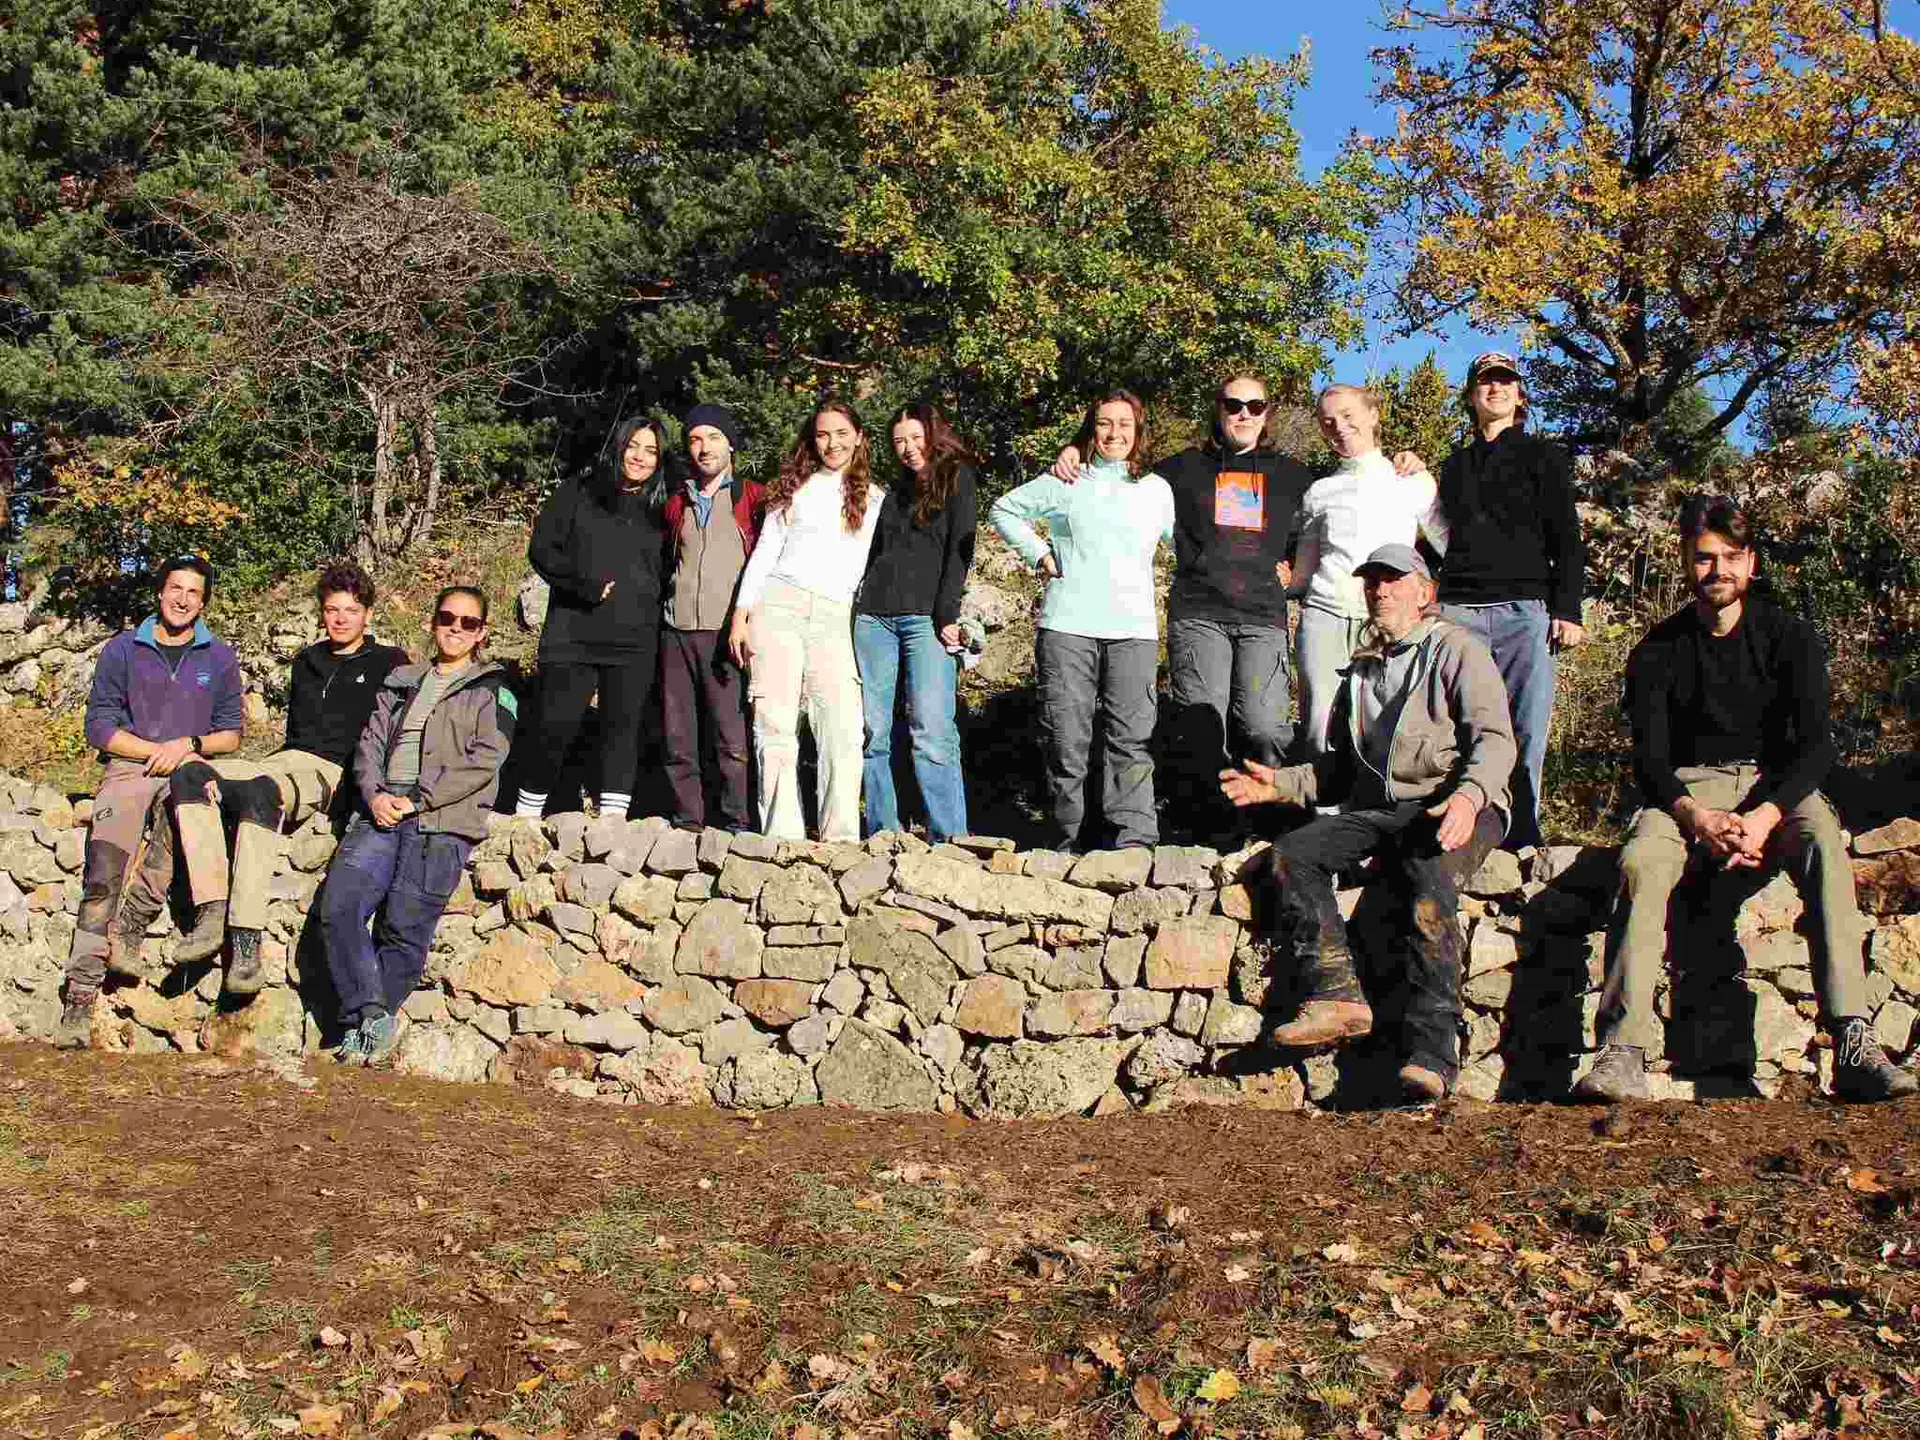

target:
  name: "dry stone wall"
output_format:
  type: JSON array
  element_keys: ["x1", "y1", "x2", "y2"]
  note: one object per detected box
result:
[{"x1": 3, "y1": 768, "x2": 1920, "y2": 1112}]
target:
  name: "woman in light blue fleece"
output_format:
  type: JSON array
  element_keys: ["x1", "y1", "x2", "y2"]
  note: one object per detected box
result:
[{"x1": 990, "y1": 389, "x2": 1175, "y2": 851}]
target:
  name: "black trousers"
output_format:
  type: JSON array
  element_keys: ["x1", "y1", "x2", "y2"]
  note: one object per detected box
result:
[
  {"x1": 659, "y1": 626, "x2": 752, "y2": 830},
  {"x1": 525, "y1": 639, "x2": 658, "y2": 816},
  {"x1": 1268, "y1": 798, "x2": 1503, "y2": 1079}
]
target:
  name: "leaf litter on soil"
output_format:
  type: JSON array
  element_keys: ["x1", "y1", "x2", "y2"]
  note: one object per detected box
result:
[{"x1": 2, "y1": 1045, "x2": 1919, "y2": 1437}]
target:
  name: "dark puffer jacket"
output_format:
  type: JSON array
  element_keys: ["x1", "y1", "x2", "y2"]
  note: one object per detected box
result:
[{"x1": 529, "y1": 479, "x2": 670, "y2": 663}]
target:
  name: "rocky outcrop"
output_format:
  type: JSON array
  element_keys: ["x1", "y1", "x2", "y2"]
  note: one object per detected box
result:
[{"x1": 4, "y1": 767, "x2": 1919, "y2": 1115}]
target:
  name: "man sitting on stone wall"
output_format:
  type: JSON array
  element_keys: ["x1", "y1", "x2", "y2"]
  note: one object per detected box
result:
[
  {"x1": 162, "y1": 561, "x2": 409, "y2": 990},
  {"x1": 58, "y1": 556, "x2": 244, "y2": 1049},
  {"x1": 1220, "y1": 543, "x2": 1515, "y2": 1101},
  {"x1": 1575, "y1": 496, "x2": 1915, "y2": 1103}
]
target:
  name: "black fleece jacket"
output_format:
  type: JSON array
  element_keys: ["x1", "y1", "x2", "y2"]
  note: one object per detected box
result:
[
  {"x1": 283, "y1": 638, "x2": 410, "y2": 770},
  {"x1": 1624, "y1": 594, "x2": 1835, "y2": 816},
  {"x1": 1159, "y1": 443, "x2": 1312, "y2": 624},
  {"x1": 1434, "y1": 427, "x2": 1586, "y2": 622},
  {"x1": 858, "y1": 465, "x2": 978, "y2": 630},
  {"x1": 529, "y1": 479, "x2": 670, "y2": 663}
]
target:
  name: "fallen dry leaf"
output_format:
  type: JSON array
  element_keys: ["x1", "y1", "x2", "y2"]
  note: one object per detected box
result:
[
  {"x1": 1401, "y1": 1381, "x2": 1434, "y2": 1413},
  {"x1": 1085, "y1": 1334, "x2": 1126, "y2": 1374},
  {"x1": 1246, "y1": 1337, "x2": 1282, "y2": 1372},
  {"x1": 1223, "y1": 1264, "x2": 1252, "y2": 1283},
  {"x1": 947, "y1": 1423, "x2": 978, "y2": 1440},
  {"x1": 316, "y1": 1328, "x2": 348, "y2": 1350},
  {"x1": 1322, "y1": 1242, "x2": 1358, "y2": 1264},
  {"x1": 962, "y1": 1246, "x2": 991, "y2": 1268},
  {"x1": 296, "y1": 1406, "x2": 342, "y2": 1438},
  {"x1": 1848, "y1": 1168, "x2": 1891, "y2": 1195},
  {"x1": 1131, "y1": 1376, "x2": 1180, "y2": 1434},
  {"x1": 370, "y1": 1389, "x2": 404, "y2": 1424},
  {"x1": 1196, "y1": 1369, "x2": 1240, "y2": 1402},
  {"x1": 639, "y1": 1340, "x2": 679, "y2": 1365}
]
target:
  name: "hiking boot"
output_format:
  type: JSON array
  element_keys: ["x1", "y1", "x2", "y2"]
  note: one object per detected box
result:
[
  {"x1": 1399, "y1": 1063, "x2": 1451, "y2": 1102},
  {"x1": 56, "y1": 988, "x2": 96, "y2": 1050},
  {"x1": 1268, "y1": 997, "x2": 1374, "y2": 1048},
  {"x1": 225, "y1": 928, "x2": 266, "y2": 996},
  {"x1": 360, "y1": 1010, "x2": 409, "y2": 1069},
  {"x1": 1573, "y1": 1045, "x2": 1649, "y2": 1103},
  {"x1": 1833, "y1": 1019, "x2": 1919, "y2": 1103},
  {"x1": 173, "y1": 902, "x2": 227, "y2": 965}
]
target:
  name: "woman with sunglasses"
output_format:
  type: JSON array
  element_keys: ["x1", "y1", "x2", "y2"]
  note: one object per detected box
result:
[
  {"x1": 1049, "y1": 374, "x2": 1312, "y2": 844},
  {"x1": 1292, "y1": 384, "x2": 1447, "y2": 755},
  {"x1": 322, "y1": 585, "x2": 516, "y2": 1066},
  {"x1": 728, "y1": 399, "x2": 887, "y2": 841},
  {"x1": 995, "y1": 389, "x2": 1175, "y2": 851},
  {"x1": 515, "y1": 414, "x2": 673, "y2": 820}
]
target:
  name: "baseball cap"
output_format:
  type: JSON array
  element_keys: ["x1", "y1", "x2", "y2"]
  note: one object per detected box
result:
[
  {"x1": 1353, "y1": 543, "x2": 1432, "y2": 581},
  {"x1": 1467, "y1": 350, "x2": 1522, "y2": 382}
]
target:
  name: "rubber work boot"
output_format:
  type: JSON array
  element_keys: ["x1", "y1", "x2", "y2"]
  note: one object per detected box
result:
[
  {"x1": 1268, "y1": 945, "x2": 1373, "y2": 1047},
  {"x1": 225, "y1": 927, "x2": 266, "y2": 996},
  {"x1": 1399, "y1": 1063, "x2": 1450, "y2": 1102},
  {"x1": 1573, "y1": 1044, "x2": 1650, "y2": 1102},
  {"x1": 56, "y1": 987, "x2": 96, "y2": 1050},
  {"x1": 1833, "y1": 1019, "x2": 1919, "y2": 1103},
  {"x1": 173, "y1": 901, "x2": 227, "y2": 965}
]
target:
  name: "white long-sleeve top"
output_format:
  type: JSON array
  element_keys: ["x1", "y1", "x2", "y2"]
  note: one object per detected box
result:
[
  {"x1": 736, "y1": 469, "x2": 888, "y2": 610},
  {"x1": 1293, "y1": 449, "x2": 1449, "y2": 620}
]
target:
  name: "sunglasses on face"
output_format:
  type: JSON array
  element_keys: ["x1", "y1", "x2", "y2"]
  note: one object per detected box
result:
[
  {"x1": 1219, "y1": 397, "x2": 1270, "y2": 416},
  {"x1": 434, "y1": 610, "x2": 485, "y2": 633}
]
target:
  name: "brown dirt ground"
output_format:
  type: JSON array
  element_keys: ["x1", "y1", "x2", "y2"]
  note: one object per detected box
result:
[{"x1": 2, "y1": 1045, "x2": 1918, "y2": 1440}]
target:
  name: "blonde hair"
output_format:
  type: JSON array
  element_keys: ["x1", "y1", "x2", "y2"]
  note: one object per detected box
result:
[{"x1": 1315, "y1": 383, "x2": 1380, "y2": 414}]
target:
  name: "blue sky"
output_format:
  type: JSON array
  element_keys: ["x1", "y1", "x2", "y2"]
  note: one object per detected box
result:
[{"x1": 1162, "y1": 0, "x2": 1506, "y2": 387}]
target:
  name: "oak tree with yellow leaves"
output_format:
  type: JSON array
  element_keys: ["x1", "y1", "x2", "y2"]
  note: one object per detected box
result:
[{"x1": 1371, "y1": 0, "x2": 1920, "y2": 461}]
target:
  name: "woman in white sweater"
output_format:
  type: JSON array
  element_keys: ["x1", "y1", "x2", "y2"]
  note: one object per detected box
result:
[
  {"x1": 1292, "y1": 384, "x2": 1449, "y2": 753},
  {"x1": 729, "y1": 401, "x2": 886, "y2": 840}
]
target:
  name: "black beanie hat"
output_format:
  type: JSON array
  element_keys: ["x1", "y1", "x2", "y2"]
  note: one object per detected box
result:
[{"x1": 683, "y1": 403, "x2": 744, "y2": 456}]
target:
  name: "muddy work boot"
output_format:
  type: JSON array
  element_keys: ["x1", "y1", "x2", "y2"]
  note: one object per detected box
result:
[
  {"x1": 1833, "y1": 1020, "x2": 1919, "y2": 1103},
  {"x1": 1572, "y1": 1044, "x2": 1650, "y2": 1103},
  {"x1": 56, "y1": 987, "x2": 97, "y2": 1050},
  {"x1": 1267, "y1": 943, "x2": 1372, "y2": 1048},
  {"x1": 224, "y1": 927, "x2": 267, "y2": 996}
]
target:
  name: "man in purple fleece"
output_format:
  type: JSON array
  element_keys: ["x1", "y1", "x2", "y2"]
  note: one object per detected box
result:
[{"x1": 56, "y1": 557, "x2": 243, "y2": 1049}]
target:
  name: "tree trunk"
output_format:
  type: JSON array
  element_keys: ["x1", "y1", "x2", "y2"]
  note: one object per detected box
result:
[
  {"x1": 406, "y1": 401, "x2": 442, "y2": 554},
  {"x1": 368, "y1": 389, "x2": 398, "y2": 557}
]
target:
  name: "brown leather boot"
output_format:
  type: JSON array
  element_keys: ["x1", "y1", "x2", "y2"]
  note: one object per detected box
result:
[{"x1": 1269, "y1": 997, "x2": 1374, "y2": 1047}]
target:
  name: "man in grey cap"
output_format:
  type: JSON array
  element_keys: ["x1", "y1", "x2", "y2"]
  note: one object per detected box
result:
[{"x1": 1221, "y1": 543, "x2": 1516, "y2": 1100}]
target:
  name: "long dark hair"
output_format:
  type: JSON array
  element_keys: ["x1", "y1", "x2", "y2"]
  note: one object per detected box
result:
[
  {"x1": 591, "y1": 414, "x2": 676, "y2": 512},
  {"x1": 1070, "y1": 389, "x2": 1151, "y2": 476},
  {"x1": 887, "y1": 402, "x2": 978, "y2": 527},
  {"x1": 770, "y1": 399, "x2": 874, "y2": 532}
]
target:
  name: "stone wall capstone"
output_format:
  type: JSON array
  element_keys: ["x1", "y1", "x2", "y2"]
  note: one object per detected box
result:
[{"x1": 4, "y1": 767, "x2": 1919, "y2": 1113}]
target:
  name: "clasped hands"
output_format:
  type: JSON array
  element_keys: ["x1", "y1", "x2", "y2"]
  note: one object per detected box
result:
[
  {"x1": 370, "y1": 792, "x2": 417, "y2": 828},
  {"x1": 1678, "y1": 797, "x2": 1780, "y2": 870},
  {"x1": 1218, "y1": 760, "x2": 1482, "y2": 851}
]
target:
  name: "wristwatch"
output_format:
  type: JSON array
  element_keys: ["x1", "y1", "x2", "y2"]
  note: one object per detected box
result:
[{"x1": 191, "y1": 735, "x2": 205, "y2": 755}]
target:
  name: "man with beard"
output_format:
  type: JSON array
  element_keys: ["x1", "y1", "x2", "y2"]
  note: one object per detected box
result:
[
  {"x1": 1576, "y1": 496, "x2": 1914, "y2": 1103},
  {"x1": 1220, "y1": 544, "x2": 1514, "y2": 1102}
]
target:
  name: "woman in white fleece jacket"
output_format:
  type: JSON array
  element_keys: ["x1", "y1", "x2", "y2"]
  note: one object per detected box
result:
[
  {"x1": 729, "y1": 401, "x2": 886, "y2": 841},
  {"x1": 1291, "y1": 384, "x2": 1450, "y2": 754}
]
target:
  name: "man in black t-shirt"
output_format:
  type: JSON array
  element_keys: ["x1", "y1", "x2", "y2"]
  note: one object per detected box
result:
[
  {"x1": 161, "y1": 562, "x2": 408, "y2": 990},
  {"x1": 1576, "y1": 498, "x2": 1913, "y2": 1104}
]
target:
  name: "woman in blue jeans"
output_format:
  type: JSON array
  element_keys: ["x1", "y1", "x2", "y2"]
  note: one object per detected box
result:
[
  {"x1": 853, "y1": 403, "x2": 978, "y2": 840},
  {"x1": 322, "y1": 586, "x2": 516, "y2": 1066}
]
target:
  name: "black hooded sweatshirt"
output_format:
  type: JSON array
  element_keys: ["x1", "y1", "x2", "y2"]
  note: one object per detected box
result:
[
  {"x1": 1157, "y1": 441, "x2": 1313, "y2": 625},
  {"x1": 529, "y1": 479, "x2": 671, "y2": 664}
]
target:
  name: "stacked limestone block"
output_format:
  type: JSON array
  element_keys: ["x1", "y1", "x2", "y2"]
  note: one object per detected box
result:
[{"x1": 3, "y1": 766, "x2": 1918, "y2": 1113}]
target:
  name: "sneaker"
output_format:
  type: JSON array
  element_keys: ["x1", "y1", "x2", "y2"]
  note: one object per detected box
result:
[
  {"x1": 1268, "y1": 997, "x2": 1374, "y2": 1048},
  {"x1": 1833, "y1": 1020, "x2": 1919, "y2": 1103},
  {"x1": 225, "y1": 928, "x2": 266, "y2": 996},
  {"x1": 1572, "y1": 1045, "x2": 1650, "y2": 1103},
  {"x1": 360, "y1": 1010, "x2": 409, "y2": 1069},
  {"x1": 332, "y1": 1024, "x2": 368, "y2": 1066},
  {"x1": 173, "y1": 901, "x2": 227, "y2": 965},
  {"x1": 55, "y1": 988, "x2": 96, "y2": 1050},
  {"x1": 1399, "y1": 1063, "x2": 1451, "y2": 1102}
]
